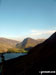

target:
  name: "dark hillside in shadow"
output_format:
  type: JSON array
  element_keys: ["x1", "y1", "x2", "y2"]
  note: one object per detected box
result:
[{"x1": 3, "y1": 32, "x2": 56, "y2": 75}]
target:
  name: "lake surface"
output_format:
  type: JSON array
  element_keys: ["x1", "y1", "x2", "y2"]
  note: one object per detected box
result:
[{"x1": 0, "y1": 53, "x2": 27, "y2": 63}]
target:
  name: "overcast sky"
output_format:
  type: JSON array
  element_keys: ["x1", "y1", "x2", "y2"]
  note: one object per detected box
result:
[{"x1": 0, "y1": 0, "x2": 56, "y2": 41}]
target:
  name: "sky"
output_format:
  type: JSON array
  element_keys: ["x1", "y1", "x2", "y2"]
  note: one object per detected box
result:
[{"x1": 0, "y1": 0, "x2": 56, "y2": 41}]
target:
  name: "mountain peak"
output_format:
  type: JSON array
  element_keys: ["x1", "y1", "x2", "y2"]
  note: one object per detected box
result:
[
  {"x1": 24, "y1": 37, "x2": 34, "y2": 41},
  {"x1": 16, "y1": 37, "x2": 44, "y2": 49},
  {"x1": 21, "y1": 37, "x2": 36, "y2": 48}
]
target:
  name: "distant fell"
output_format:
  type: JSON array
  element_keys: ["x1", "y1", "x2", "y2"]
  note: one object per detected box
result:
[
  {"x1": 0, "y1": 38, "x2": 19, "y2": 53},
  {"x1": 16, "y1": 38, "x2": 45, "y2": 49}
]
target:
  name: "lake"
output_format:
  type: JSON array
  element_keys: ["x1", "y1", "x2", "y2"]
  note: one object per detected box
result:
[{"x1": 0, "y1": 53, "x2": 27, "y2": 63}]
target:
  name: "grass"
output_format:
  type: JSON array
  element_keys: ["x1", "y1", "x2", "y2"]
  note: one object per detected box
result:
[{"x1": 7, "y1": 48, "x2": 28, "y2": 53}]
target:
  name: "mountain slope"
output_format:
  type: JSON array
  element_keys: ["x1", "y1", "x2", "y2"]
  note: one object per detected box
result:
[
  {"x1": 0, "y1": 38, "x2": 19, "y2": 53},
  {"x1": 16, "y1": 38, "x2": 45, "y2": 49},
  {"x1": 4, "y1": 32, "x2": 56, "y2": 75}
]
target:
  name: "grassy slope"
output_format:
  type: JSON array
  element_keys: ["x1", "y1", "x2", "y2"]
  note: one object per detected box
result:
[
  {"x1": 0, "y1": 38, "x2": 19, "y2": 53},
  {"x1": 16, "y1": 38, "x2": 45, "y2": 49}
]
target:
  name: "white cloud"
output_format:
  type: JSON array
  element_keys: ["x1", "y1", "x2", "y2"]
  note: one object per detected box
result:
[
  {"x1": 28, "y1": 29, "x2": 56, "y2": 39},
  {"x1": 7, "y1": 29, "x2": 56, "y2": 41},
  {"x1": 31, "y1": 30, "x2": 55, "y2": 35}
]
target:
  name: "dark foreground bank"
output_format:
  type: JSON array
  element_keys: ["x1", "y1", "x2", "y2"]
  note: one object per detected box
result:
[{"x1": 2, "y1": 32, "x2": 56, "y2": 75}]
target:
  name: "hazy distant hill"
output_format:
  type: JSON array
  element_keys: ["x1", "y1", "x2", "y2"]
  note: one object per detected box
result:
[
  {"x1": 0, "y1": 38, "x2": 19, "y2": 53},
  {"x1": 16, "y1": 38, "x2": 45, "y2": 49}
]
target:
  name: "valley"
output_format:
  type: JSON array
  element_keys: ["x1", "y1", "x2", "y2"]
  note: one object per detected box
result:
[{"x1": 0, "y1": 37, "x2": 45, "y2": 53}]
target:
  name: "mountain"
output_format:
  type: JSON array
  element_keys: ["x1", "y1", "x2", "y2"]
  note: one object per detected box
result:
[
  {"x1": 0, "y1": 38, "x2": 19, "y2": 53},
  {"x1": 16, "y1": 38, "x2": 45, "y2": 49},
  {"x1": 4, "y1": 32, "x2": 56, "y2": 75}
]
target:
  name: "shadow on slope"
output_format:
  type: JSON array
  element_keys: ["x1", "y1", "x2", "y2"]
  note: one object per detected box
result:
[{"x1": 3, "y1": 32, "x2": 56, "y2": 75}]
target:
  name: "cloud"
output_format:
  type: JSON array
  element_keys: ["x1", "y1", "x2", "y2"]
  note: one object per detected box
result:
[
  {"x1": 28, "y1": 29, "x2": 56, "y2": 39},
  {"x1": 31, "y1": 30, "x2": 55, "y2": 35},
  {"x1": 7, "y1": 29, "x2": 56, "y2": 41}
]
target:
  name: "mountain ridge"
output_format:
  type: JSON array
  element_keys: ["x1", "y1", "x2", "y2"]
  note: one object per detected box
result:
[
  {"x1": 0, "y1": 37, "x2": 19, "y2": 53},
  {"x1": 0, "y1": 37, "x2": 45, "y2": 53},
  {"x1": 16, "y1": 38, "x2": 45, "y2": 49}
]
